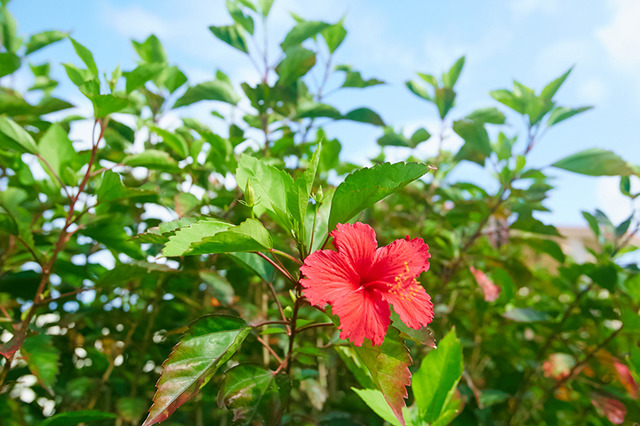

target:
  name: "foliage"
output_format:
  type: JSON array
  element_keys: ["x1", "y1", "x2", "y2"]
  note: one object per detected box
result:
[{"x1": 0, "y1": 1, "x2": 639, "y2": 425}]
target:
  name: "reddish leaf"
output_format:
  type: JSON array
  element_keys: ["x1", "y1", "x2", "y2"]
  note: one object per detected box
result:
[
  {"x1": 591, "y1": 393, "x2": 626, "y2": 424},
  {"x1": 354, "y1": 327, "x2": 412, "y2": 426},
  {"x1": 217, "y1": 365, "x2": 291, "y2": 425},
  {"x1": 0, "y1": 324, "x2": 26, "y2": 359},
  {"x1": 142, "y1": 315, "x2": 251, "y2": 426}
]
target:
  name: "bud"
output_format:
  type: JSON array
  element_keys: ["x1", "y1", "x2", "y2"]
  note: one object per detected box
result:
[
  {"x1": 315, "y1": 186, "x2": 324, "y2": 203},
  {"x1": 283, "y1": 306, "x2": 293, "y2": 318},
  {"x1": 245, "y1": 180, "x2": 255, "y2": 207}
]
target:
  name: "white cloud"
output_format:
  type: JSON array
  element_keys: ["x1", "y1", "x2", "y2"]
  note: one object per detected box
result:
[
  {"x1": 596, "y1": 0, "x2": 640, "y2": 71},
  {"x1": 508, "y1": 0, "x2": 559, "y2": 19},
  {"x1": 535, "y1": 39, "x2": 592, "y2": 75},
  {"x1": 577, "y1": 77, "x2": 606, "y2": 104},
  {"x1": 101, "y1": 3, "x2": 172, "y2": 40}
]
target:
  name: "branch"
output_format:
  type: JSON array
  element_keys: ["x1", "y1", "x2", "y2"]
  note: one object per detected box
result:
[
  {"x1": 552, "y1": 326, "x2": 623, "y2": 391},
  {"x1": 255, "y1": 251, "x2": 297, "y2": 285},
  {"x1": 296, "y1": 322, "x2": 334, "y2": 334}
]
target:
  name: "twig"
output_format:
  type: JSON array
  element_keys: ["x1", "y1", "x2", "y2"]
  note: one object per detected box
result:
[
  {"x1": 255, "y1": 252, "x2": 297, "y2": 285},
  {"x1": 36, "y1": 153, "x2": 73, "y2": 200},
  {"x1": 34, "y1": 287, "x2": 93, "y2": 306},
  {"x1": 552, "y1": 326, "x2": 623, "y2": 391},
  {"x1": 266, "y1": 281, "x2": 290, "y2": 334},
  {"x1": 256, "y1": 335, "x2": 282, "y2": 364},
  {"x1": 270, "y1": 248, "x2": 302, "y2": 266},
  {"x1": 251, "y1": 320, "x2": 290, "y2": 328},
  {"x1": 15, "y1": 235, "x2": 42, "y2": 266},
  {"x1": 296, "y1": 322, "x2": 334, "y2": 334}
]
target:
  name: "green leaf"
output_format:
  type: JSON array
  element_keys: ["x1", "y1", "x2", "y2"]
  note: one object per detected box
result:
[
  {"x1": 288, "y1": 143, "x2": 322, "y2": 226},
  {"x1": 38, "y1": 124, "x2": 77, "y2": 186},
  {"x1": 69, "y1": 37, "x2": 98, "y2": 76},
  {"x1": 489, "y1": 89, "x2": 525, "y2": 114},
  {"x1": 552, "y1": 148, "x2": 636, "y2": 176},
  {"x1": 184, "y1": 218, "x2": 273, "y2": 256},
  {"x1": 281, "y1": 20, "x2": 330, "y2": 50},
  {"x1": 25, "y1": 30, "x2": 67, "y2": 55},
  {"x1": 277, "y1": 45, "x2": 315, "y2": 84},
  {"x1": 0, "y1": 6, "x2": 20, "y2": 53},
  {"x1": 328, "y1": 162, "x2": 430, "y2": 230},
  {"x1": 435, "y1": 87, "x2": 456, "y2": 118},
  {"x1": 406, "y1": 80, "x2": 432, "y2": 101},
  {"x1": 123, "y1": 63, "x2": 165, "y2": 93},
  {"x1": 322, "y1": 19, "x2": 347, "y2": 53},
  {"x1": 41, "y1": 410, "x2": 116, "y2": 426},
  {"x1": 0, "y1": 52, "x2": 19, "y2": 77},
  {"x1": 336, "y1": 65, "x2": 384, "y2": 88},
  {"x1": 541, "y1": 67, "x2": 573, "y2": 100},
  {"x1": 142, "y1": 315, "x2": 251, "y2": 426},
  {"x1": 353, "y1": 327, "x2": 411, "y2": 426},
  {"x1": 236, "y1": 154, "x2": 295, "y2": 229},
  {"x1": 62, "y1": 63, "x2": 93, "y2": 87},
  {"x1": 218, "y1": 365, "x2": 291, "y2": 425},
  {"x1": 453, "y1": 119, "x2": 492, "y2": 165},
  {"x1": 503, "y1": 308, "x2": 551, "y2": 322},
  {"x1": 209, "y1": 24, "x2": 249, "y2": 53},
  {"x1": 174, "y1": 192, "x2": 199, "y2": 217},
  {"x1": 122, "y1": 149, "x2": 180, "y2": 172},
  {"x1": 91, "y1": 94, "x2": 129, "y2": 118},
  {"x1": 352, "y1": 388, "x2": 402, "y2": 426},
  {"x1": 621, "y1": 307, "x2": 640, "y2": 331},
  {"x1": 0, "y1": 116, "x2": 38, "y2": 153},
  {"x1": 466, "y1": 107, "x2": 505, "y2": 124},
  {"x1": 150, "y1": 126, "x2": 189, "y2": 158},
  {"x1": 0, "y1": 208, "x2": 18, "y2": 235},
  {"x1": 479, "y1": 389, "x2": 510, "y2": 407},
  {"x1": 410, "y1": 128, "x2": 431, "y2": 146},
  {"x1": 96, "y1": 170, "x2": 154, "y2": 205},
  {"x1": 136, "y1": 217, "x2": 202, "y2": 244},
  {"x1": 343, "y1": 107, "x2": 385, "y2": 126},
  {"x1": 620, "y1": 176, "x2": 632, "y2": 197},
  {"x1": 116, "y1": 397, "x2": 147, "y2": 424},
  {"x1": 413, "y1": 329, "x2": 463, "y2": 423},
  {"x1": 582, "y1": 211, "x2": 601, "y2": 237},
  {"x1": 174, "y1": 79, "x2": 240, "y2": 108},
  {"x1": 157, "y1": 66, "x2": 188, "y2": 93},
  {"x1": 377, "y1": 127, "x2": 411, "y2": 148},
  {"x1": 443, "y1": 56, "x2": 465, "y2": 88},
  {"x1": 390, "y1": 310, "x2": 436, "y2": 347},
  {"x1": 21, "y1": 334, "x2": 59, "y2": 395},
  {"x1": 162, "y1": 218, "x2": 231, "y2": 257},
  {"x1": 296, "y1": 102, "x2": 341, "y2": 119},
  {"x1": 228, "y1": 252, "x2": 275, "y2": 283},
  {"x1": 227, "y1": 0, "x2": 255, "y2": 34},
  {"x1": 547, "y1": 106, "x2": 592, "y2": 127},
  {"x1": 132, "y1": 34, "x2": 168, "y2": 64},
  {"x1": 258, "y1": 0, "x2": 274, "y2": 17}
]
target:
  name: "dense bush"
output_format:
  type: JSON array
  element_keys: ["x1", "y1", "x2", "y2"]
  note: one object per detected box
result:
[{"x1": 0, "y1": 1, "x2": 639, "y2": 425}]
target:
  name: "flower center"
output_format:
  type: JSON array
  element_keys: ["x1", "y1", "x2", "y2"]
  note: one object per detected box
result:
[{"x1": 386, "y1": 262, "x2": 422, "y2": 301}]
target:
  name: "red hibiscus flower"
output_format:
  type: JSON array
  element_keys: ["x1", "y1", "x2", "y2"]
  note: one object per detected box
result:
[{"x1": 300, "y1": 222, "x2": 434, "y2": 346}]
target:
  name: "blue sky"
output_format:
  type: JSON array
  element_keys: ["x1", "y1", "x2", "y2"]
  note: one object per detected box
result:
[{"x1": 8, "y1": 0, "x2": 640, "y2": 228}]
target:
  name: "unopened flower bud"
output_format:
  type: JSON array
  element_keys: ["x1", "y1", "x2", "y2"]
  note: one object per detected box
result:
[
  {"x1": 245, "y1": 180, "x2": 255, "y2": 207},
  {"x1": 283, "y1": 306, "x2": 293, "y2": 318},
  {"x1": 315, "y1": 186, "x2": 324, "y2": 202}
]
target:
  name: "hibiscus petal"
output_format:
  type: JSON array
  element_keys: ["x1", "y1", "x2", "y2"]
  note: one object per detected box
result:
[
  {"x1": 366, "y1": 236, "x2": 430, "y2": 285},
  {"x1": 382, "y1": 280, "x2": 434, "y2": 330},
  {"x1": 332, "y1": 288, "x2": 390, "y2": 346},
  {"x1": 300, "y1": 249, "x2": 359, "y2": 306},
  {"x1": 331, "y1": 223, "x2": 378, "y2": 277},
  {"x1": 470, "y1": 266, "x2": 501, "y2": 302}
]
